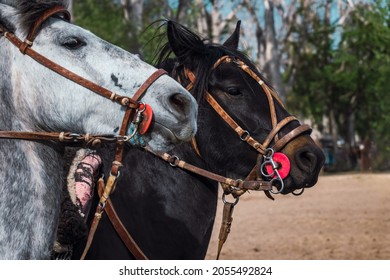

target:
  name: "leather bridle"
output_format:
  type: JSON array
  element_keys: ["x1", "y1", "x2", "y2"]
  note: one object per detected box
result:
[
  {"x1": 2, "y1": 6, "x2": 312, "y2": 259},
  {"x1": 98, "y1": 55, "x2": 314, "y2": 260},
  {"x1": 0, "y1": 5, "x2": 167, "y2": 170},
  {"x1": 167, "y1": 56, "x2": 313, "y2": 259},
  {"x1": 0, "y1": 6, "x2": 168, "y2": 259}
]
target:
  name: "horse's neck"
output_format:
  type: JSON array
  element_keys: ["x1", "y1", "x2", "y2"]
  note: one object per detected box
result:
[
  {"x1": 0, "y1": 46, "x2": 64, "y2": 259},
  {"x1": 0, "y1": 131, "x2": 64, "y2": 259}
]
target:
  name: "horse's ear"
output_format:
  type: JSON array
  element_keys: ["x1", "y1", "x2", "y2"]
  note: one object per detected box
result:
[
  {"x1": 166, "y1": 20, "x2": 206, "y2": 64},
  {"x1": 223, "y1": 20, "x2": 241, "y2": 50}
]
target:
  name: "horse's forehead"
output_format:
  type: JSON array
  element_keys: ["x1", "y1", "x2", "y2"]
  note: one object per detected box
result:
[{"x1": 41, "y1": 19, "x2": 93, "y2": 39}]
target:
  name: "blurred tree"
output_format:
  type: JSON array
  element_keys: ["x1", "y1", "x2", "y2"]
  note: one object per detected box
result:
[
  {"x1": 333, "y1": 0, "x2": 390, "y2": 170},
  {"x1": 73, "y1": 0, "x2": 131, "y2": 51},
  {"x1": 68, "y1": 0, "x2": 73, "y2": 18},
  {"x1": 241, "y1": 0, "x2": 294, "y2": 103},
  {"x1": 73, "y1": 0, "x2": 171, "y2": 60},
  {"x1": 289, "y1": 0, "x2": 390, "y2": 171}
]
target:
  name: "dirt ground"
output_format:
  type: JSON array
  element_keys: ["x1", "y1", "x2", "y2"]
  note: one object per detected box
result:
[{"x1": 205, "y1": 173, "x2": 390, "y2": 260}]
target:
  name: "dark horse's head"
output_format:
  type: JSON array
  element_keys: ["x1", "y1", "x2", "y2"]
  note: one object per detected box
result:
[{"x1": 155, "y1": 20, "x2": 325, "y2": 195}]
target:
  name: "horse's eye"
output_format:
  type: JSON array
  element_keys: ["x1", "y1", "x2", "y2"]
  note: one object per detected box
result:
[
  {"x1": 62, "y1": 37, "x2": 85, "y2": 50},
  {"x1": 226, "y1": 88, "x2": 242, "y2": 96}
]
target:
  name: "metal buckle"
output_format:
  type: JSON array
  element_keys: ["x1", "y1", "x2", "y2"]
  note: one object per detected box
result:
[
  {"x1": 222, "y1": 193, "x2": 239, "y2": 206},
  {"x1": 169, "y1": 155, "x2": 180, "y2": 167},
  {"x1": 260, "y1": 148, "x2": 285, "y2": 194}
]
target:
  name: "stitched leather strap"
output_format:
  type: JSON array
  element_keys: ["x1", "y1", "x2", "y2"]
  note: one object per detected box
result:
[
  {"x1": 144, "y1": 147, "x2": 272, "y2": 191},
  {"x1": 272, "y1": 124, "x2": 312, "y2": 151},
  {"x1": 132, "y1": 69, "x2": 167, "y2": 101},
  {"x1": 205, "y1": 93, "x2": 267, "y2": 154},
  {"x1": 0, "y1": 131, "x2": 123, "y2": 145},
  {"x1": 80, "y1": 67, "x2": 165, "y2": 259},
  {"x1": 104, "y1": 199, "x2": 148, "y2": 259},
  {"x1": 4, "y1": 31, "x2": 139, "y2": 108},
  {"x1": 25, "y1": 6, "x2": 71, "y2": 45}
]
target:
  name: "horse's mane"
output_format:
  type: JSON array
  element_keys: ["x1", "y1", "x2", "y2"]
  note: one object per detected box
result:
[
  {"x1": 0, "y1": 0, "x2": 68, "y2": 34},
  {"x1": 16, "y1": 0, "x2": 68, "y2": 32},
  {"x1": 152, "y1": 20, "x2": 272, "y2": 103}
]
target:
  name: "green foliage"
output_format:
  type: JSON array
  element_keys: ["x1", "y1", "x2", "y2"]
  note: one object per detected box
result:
[
  {"x1": 288, "y1": 0, "x2": 390, "y2": 170},
  {"x1": 73, "y1": 0, "x2": 131, "y2": 51},
  {"x1": 73, "y1": 0, "x2": 170, "y2": 61},
  {"x1": 334, "y1": 1, "x2": 390, "y2": 169}
]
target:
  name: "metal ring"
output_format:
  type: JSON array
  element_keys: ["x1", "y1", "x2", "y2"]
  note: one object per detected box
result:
[
  {"x1": 292, "y1": 188, "x2": 305, "y2": 196},
  {"x1": 68, "y1": 133, "x2": 81, "y2": 137},
  {"x1": 260, "y1": 161, "x2": 274, "y2": 178},
  {"x1": 269, "y1": 176, "x2": 285, "y2": 194},
  {"x1": 127, "y1": 124, "x2": 139, "y2": 139},
  {"x1": 68, "y1": 133, "x2": 81, "y2": 142},
  {"x1": 115, "y1": 135, "x2": 130, "y2": 142},
  {"x1": 222, "y1": 193, "x2": 239, "y2": 206},
  {"x1": 137, "y1": 102, "x2": 146, "y2": 113},
  {"x1": 169, "y1": 155, "x2": 180, "y2": 167},
  {"x1": 109, "y1": 170, "x2": 120, "y2": 179},
  {"x1": 98, "y1": 201, "x2": 106, "y2": 210},
  {"x1": 240, "y1": 130, "x2": 250, "y2": 141},
  {"x1": 264, "y1": 147, "x2": 274, "y2": 158}
]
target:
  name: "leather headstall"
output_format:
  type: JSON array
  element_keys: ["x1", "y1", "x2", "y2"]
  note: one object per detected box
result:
[{"x1": 153, "y1": 55, "x2": 312, "y2": 198}]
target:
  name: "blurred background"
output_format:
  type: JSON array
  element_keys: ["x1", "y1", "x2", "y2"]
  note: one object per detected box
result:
[{"x1": 68, "y1": 0, "x2": 390, "y2": 174}]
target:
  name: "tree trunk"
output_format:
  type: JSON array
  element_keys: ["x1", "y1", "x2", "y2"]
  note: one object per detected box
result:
[
  {"x1": 176, "y1": 1, "x2": 191, "y2": 23},
  {"x1": 120, "y1": 0, "x2": 144, "y2": 55},
  {"x1": 361, "y1": 138, "x2": 372, "y2": 172}
]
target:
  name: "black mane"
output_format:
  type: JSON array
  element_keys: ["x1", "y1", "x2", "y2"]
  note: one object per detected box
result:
[
  {"x1": 16, "y1": 0, "x2": 68, "y2": 32},
  {"x1": 153, "y1": 20, "x2": 272, "y2": 103}
]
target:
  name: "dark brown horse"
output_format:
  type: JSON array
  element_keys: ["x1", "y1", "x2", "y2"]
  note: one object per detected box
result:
[{"x1": 71, "y1": 20, "x2": 324, "y2": 259}]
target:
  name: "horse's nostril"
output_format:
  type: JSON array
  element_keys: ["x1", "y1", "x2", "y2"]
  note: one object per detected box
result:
[{"x1": 295, "y1": 149, "x2": 318, "y2": 174}]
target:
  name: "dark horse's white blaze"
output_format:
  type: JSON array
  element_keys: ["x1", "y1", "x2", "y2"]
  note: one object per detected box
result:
[{"x1": 0, "y1": 1, "x2": 197, "y2": 259}]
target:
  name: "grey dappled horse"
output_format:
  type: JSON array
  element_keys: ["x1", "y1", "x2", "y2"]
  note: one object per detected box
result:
[{"x1": 0, "y1": 1, "x2": 197, "y2": 259}]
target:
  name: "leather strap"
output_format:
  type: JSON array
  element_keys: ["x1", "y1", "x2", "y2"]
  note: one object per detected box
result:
[
  {"x1": 80, "y1": 67, "x2": 165, "y2": 259},
  {"x1": 4, "y1": 31, "x2": 139, "y2": 108},
  {"x1": 96, "y1": 182, "x2": 147, "y2": 260},
  {"x1": 216, "y1": 201, "x2": 235, "y2": 260},
  {"x1": 144, "y1": 147, "x2": 272, "y2": 192},
  {"x1": 132, "y1": 69, "x2": 167, "y2": 101},
  {"x1": 18, "y1": 6, "x2": 70, "y2": 54},
  {"x1": 0, "y1": 131, "x2": 125, "y2": 145},
  {"x1": 262, "y1": 115, "x2": 297, "y2": 149},
  {"x1": 104, "y1": 200, "x2": 148, "y2": 260},
  {"x1": 272, "y1": 124, "x2": 312, "y2": 151},
  {"x1": 205, "y1": 93, "x2": 267, "y2": 154},
  {"x1": 80, "y1": 173, "x2": 148, "y2": 260}
]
